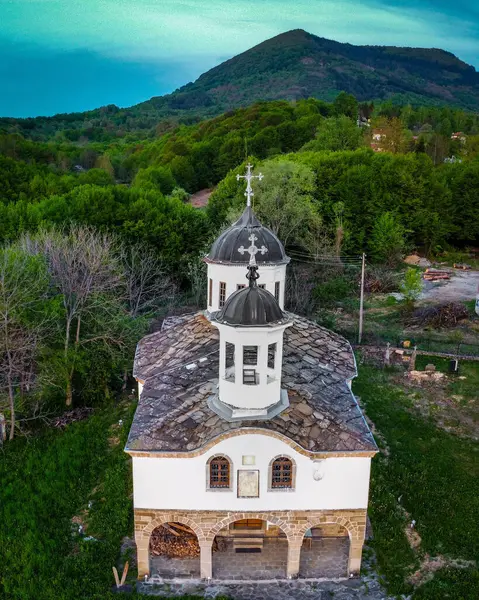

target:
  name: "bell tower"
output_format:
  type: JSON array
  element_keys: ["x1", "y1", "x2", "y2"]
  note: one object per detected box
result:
[
  {"x1": 205, "y1": 164, "x2": 290, "y2": 313},
  {"x1": 209, "y1": 241, "x2": 292, "y2": 422}
]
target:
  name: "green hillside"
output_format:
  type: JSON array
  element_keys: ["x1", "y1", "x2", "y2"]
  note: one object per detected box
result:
[
  {"x1": 151, "y1": 29, "x2": 479, "y2": 111},
  {"x1": 2, "y1": 29, "x2": 478, "y2": 141}
]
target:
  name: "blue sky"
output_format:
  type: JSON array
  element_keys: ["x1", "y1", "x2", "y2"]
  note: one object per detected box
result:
[{"x1": 1, "y1": 0, "x2": 478, "y2": 118}]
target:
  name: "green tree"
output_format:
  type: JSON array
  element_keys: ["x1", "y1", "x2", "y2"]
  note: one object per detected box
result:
[
  {"x1": 333, "y1": 92, "x2": 358, "y2": 119},
  {"x1": 95, "y1": 153, "x2": 115, "y2": 178},
  {"x1": 0, "y1": 247, "x2": 50, "y2": 438},
  {"x1": 400, "y1": 267, "x2": 422, "y2": 309},
  {"x1": 369, "y1": 212, "x2": 406, "y2": 265},
  {"x1": 132, "y1": 165, "x2": 176, "y2": 195},
  {"x1": 254, "y1": 159, "x2": 318, "y2": 247},
  {"x1": 302, "y1": 116, "x2": 364, "y2": 152}
]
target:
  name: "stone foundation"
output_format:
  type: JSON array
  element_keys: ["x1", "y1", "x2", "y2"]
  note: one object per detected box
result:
[{"x1": 134, "y1": 508, "x2": 367, "y2": 580}]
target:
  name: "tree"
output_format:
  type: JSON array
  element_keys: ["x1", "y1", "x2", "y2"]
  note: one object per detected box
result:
[
  {"x1": 122, "y1": 244, "x2": 176, "y2": 319},
  {"x1": 369, "y1": 212, "x2": 406, "y2": 265},
  {"x1": 333, "y1": 92, "x2": 358, "y2": 119},
  {"x1": 95, "y1": 154, "x2": 115, "y2": 178},
  {"x1": 0, "y1": 247, "x2": 49, "y2": 439},
  {"x1": 400, "y1": 268, "x2": 422, "y2": 309},
  {"x1": 302, "y1": 116, "x2": 364, "y2": 152},
  {"x1": 333, "y1": 201, "x2": 346, "y2": 257},
  {"x1": 371, "y1": 117, "x2": 408, "y2": 154},
  {"x1": 254, "y1": 160, "x2": 318, "y2": 247},
  {"x1": 132, "y1": 166, "x2": 176, "y2": 195},
  {"x1": 22, "y1": 227, "x2": 123, "y2": 406}
]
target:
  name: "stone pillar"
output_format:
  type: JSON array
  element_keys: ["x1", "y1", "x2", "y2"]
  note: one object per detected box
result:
[
  {"x1": 136, "y1": 533, "x2": 150, "y2": 579},
  {"x1": 286, "y1": 539, "x2": 302, "y2": 578},
  {"x1": 199, "y1": 540, "x2": 213, "y2": 579},
  {"x1": 348, "y1": 540, "x2": 364, "y2": 575}
]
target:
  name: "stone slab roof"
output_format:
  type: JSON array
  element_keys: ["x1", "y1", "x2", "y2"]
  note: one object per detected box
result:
[
  {"x1": 134, "y1": 312, "x2": 356, "y2": 383},
  {"x1": 127, "y1": 312, "x2": 376, "y2": 455}
]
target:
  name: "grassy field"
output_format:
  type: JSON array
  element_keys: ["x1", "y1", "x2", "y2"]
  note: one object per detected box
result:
[
  {"x1": 0, "y1": 402, "x2": 137, "y2": 600},
  {"x1": 353, "y1": 359, "x2": 479, "y2": 599},
  {"x1": 1, "y1": 361, "x2": 477, "y2": 600}
]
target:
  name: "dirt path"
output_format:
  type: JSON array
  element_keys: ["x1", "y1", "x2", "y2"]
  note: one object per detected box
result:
[
  {"x1": 421, "y1": 268, "x2": 479, "y2": 303},
  {"x1": 189, "y1": 188, "x2": 214, "y2": 208}
]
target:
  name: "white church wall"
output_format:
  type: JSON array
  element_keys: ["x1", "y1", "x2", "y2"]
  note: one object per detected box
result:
[
  {"x1": 132, "y1": 433, "x2": 371, "y2": 512},
  {"x1": 206, "y1": 262, "x2": 287, "y2": 312}
]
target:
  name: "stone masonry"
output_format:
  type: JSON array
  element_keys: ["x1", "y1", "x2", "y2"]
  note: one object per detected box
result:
[{"x1": 134, "y1": 508, "x2": 367, "y2": 580}]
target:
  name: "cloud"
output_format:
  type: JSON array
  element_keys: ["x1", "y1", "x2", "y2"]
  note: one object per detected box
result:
[
  {"x1": 1, "y1": 0, "x2": 478, "y2": 65},
  {"x1": 0, "y1": 0, "x2": 478, "y2": 115},
  {"x1": 0, "y1": 39, "x2": 208, "y2": 117}
]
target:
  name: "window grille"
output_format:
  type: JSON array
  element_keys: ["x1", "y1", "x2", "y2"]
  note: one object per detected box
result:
[
  {"x1": 243, "y1": 346, "x2": 258, "y2": 365},
  {"x1": 268, "y1": 343, "x2": 277, "y2": 369},
  {"x1": 274, "y1": 281, "x2": 280, "y2": 301},
  {"x1": 237, "y1": 284, "x2": 246, "y2": 290},
  {"x1": 208, "y1": 278, "x2": 213, "y2": 307},
  {"x1": 219, "y1": 282, "x2": 226, "y2": 307},
  {"x1": 209, "y1": 456, "x2": 230, "y2": 488},
  {"x1": 271, "y1": 457, "x2": 293, "y2": 488}
]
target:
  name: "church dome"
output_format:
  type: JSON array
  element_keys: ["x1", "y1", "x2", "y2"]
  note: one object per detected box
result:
[
  {"x1": 217, "y1": 267, "x2": 286, "y2": 327},
  {"x1": 207, "y1": 206, "x2": 289, "y2": 265}
]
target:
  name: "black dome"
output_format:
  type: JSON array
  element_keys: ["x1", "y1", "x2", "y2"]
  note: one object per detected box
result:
[
  {"x1": 207, "y1": 206, "x2": 289, "y2": 265},
  {"x1": 218, "y1": 279, "x2": 285, "y2": 327}
]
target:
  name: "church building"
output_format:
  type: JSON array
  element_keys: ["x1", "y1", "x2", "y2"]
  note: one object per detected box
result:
[{"x1": 125, "y1": 165, "x2": 377, "y2": 582}]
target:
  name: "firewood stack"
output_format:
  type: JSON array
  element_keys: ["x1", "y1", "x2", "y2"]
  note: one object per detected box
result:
[
  {"x1": 423, "y1": 269, "x2": 450, "y2": 281},
  {"x1": 150, "y1": 523, "x2": 200, "y2": 558},
  {"x1": 149, "y1": 523, "x2": 229, "y2": 557}
]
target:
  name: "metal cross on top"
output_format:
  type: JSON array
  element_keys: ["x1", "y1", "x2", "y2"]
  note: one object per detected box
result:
[
  {"x1": 236, "y1": 163, "x2": 263, "y2": 207},
  {"x1": 238, "y1": 233, "x2": 268, "y2": 266}
]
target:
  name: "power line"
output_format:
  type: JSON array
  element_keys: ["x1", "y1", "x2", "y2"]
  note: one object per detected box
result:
[{"x1": 288, "y1": 254, "x2": 364, "y2": 267}]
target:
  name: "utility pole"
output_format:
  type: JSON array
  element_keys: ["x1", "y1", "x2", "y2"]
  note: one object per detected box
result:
[{"x1": 358, "y1": 253, "x2": 366, "y2": 344}]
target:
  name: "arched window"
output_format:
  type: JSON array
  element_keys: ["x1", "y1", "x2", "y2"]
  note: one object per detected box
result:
[
  {"x1": 208, "y1": 456, "x2": 231, "y2": 489},
  {"x1": 270, "y1": 456, "x2": 294, "y2": 489}
]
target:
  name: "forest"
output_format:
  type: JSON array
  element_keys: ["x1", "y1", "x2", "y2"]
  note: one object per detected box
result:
[
  {"x1": 0, "y1": 93, "x2": 478, "y2": 438},
  {"x1": 1, "y1": 89, "x2": 479, "y2": 600}
]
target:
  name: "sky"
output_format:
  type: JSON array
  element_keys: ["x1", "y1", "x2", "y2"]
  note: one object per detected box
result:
[{"x1": 1, "y1": 0, "x2": 478, "y2": 118}]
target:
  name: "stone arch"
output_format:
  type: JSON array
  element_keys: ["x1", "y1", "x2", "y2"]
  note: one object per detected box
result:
[
  {"x1": 143, "y1": 515, "x2": 206, "y2": 542},
  {"x1": 297, "y1": 515, "x2": 358, "y2": 543},
  {"x1": 206, "y1": 511, "x2": 293, "y2": 542}
]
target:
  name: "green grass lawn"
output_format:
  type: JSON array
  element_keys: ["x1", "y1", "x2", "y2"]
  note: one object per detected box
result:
[
  {"x1": 0, "y1": 402, "x2": 137, "y2": 600},
  {"x1": 353, "y1": 360, "x2": 479, "y2": 599}
]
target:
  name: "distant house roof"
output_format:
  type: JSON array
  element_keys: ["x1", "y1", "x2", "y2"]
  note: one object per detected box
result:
[{"x1": 127, "y1": 312, "x2": 376, "y2": 456}]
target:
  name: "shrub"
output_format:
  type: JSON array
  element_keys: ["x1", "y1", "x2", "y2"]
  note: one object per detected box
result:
[
  {"x1": 400, "y1": 268, "x2": 422, "y2": 309},
  {"x1": 313, "y1": 276, "x2": 353, "y2": 307}
]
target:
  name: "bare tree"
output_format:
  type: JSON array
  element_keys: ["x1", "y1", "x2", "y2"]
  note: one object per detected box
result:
[
  {"x1": 121, "y1": 244, "x2": 176, "y2": 318},
  {"x1": 22, "y1": 226, "x2": 124, "y2": 406}
]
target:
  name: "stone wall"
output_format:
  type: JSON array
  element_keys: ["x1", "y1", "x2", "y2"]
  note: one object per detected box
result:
[{"x1": 134, "y1": 508, "x2": 367, "y2": 580}]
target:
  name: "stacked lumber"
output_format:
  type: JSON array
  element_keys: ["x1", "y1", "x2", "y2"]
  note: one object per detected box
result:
[
  {"x1": 423, "y1": 269, "x2": 450, "y2": 281},
  {"x1": 453, "y1": 263, "x2": 472, "y2": 270},
  {"x1": 150, "y1": 523, "x2": 200, "y2": 558}
]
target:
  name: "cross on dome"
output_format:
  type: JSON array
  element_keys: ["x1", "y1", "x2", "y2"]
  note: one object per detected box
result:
[
  {"x1": 238, "y1": 233, "x2": 268, "y2": 267},
  {"x1": 236, "y1": 163, "x2": 263, "y2": 207}
]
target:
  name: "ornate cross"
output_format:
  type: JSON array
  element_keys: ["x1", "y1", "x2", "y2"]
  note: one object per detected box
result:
[
  {"x1": 236, "y1": 163, "x2": 263, "y2": 207},
  {"x1": 238, "y1": 233, "x2": 268, "y2": 266}
]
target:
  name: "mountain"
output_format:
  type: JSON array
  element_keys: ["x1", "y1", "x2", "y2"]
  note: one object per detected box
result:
[
  {"x1": 144, "y1": 29, "x2": 479, "y2": 113},
  {"x1": 2, "y1": 29, "x2": 479, "y2": 140}
]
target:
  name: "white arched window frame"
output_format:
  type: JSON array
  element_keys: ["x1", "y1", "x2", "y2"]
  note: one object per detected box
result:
[
  {"x1": 206, "y1": 454, "x2": 233, "y2": 492},
  {"x1": 268, "y1": 455, "x2": 296, "y2": 492}
]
